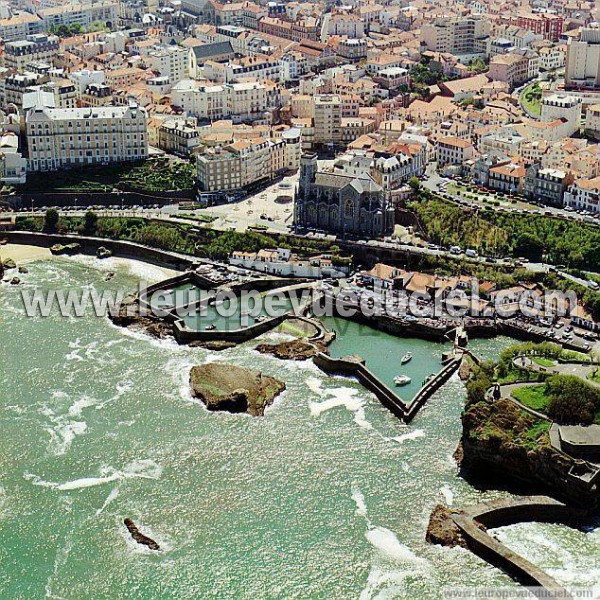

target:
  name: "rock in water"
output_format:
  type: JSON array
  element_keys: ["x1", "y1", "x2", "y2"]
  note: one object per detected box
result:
[
  {"x1": 50, "y1": 243, "x2": 81, "y2": 256},
  {"x1": 97, "y1": 246, "x2": 112, "y2": 259},
  {"x1": 9, "y1": 277, "x2": 20, "y2": 285},
  {"x1": 2, "y1": 257, "x2": 16, "y2": 269},
  {"x1": 425, "y1": 505, "x2": 466, "y2": 548},
  {"x1": 255, "y1": 339, "x2": 321, "y2": 360},
  {"x1": 18, "y1": 266, "x2": 29, "y2": 274},
  {"x1": 123, "y1": 518, "x2": 160, "y2": 551},
  {"x1": 190, "y1": 362, "x2": 286, "y2": 416}
]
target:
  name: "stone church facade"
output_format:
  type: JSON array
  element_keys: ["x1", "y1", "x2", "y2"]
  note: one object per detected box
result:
[{"x1": 294, "y1": 152, "x2": 395, "y2": 238}]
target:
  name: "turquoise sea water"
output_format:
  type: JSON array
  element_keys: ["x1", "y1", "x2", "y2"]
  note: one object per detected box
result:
[{"x1": 0, "y1": 255, "x2": 597, "y2": 598}]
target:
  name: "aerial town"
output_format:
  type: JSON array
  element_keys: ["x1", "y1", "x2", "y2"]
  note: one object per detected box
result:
[{"x1": 0, "y1": 0, "x2": 599, "y2": 597}]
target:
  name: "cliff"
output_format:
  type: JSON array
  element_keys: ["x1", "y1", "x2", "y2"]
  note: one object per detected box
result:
[{"x1": 459, "y1": 397, "x2": 600, "y2": 510}]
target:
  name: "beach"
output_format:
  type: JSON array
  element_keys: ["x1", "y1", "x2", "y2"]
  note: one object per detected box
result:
[
  {"x1": 1, "y1": 242, "x2": 180, "y2": 283},
  {"x1": 1, "y1": 243, "x2": 52, "y2": 264}
]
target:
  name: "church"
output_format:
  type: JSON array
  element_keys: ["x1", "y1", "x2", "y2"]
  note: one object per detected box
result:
[{"x1": 294, "y1": 152, "x2": 396, "y2": 238}]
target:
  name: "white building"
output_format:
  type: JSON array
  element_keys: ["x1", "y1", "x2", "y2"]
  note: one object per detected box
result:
[
  {"x1": 25, "y1": 103, "x2": 147, "y2": 172},
  {"x1": 68, "y1": 69, "x2": 106, "y2": 97},
  {"x1": 540, "y1": 94, "x2": 582, "y2": 137},
  {"x1": 584, "y1": 103, "x2": 600, "y2": 139},
  {"x1": 565, "y1": 24, "x2": 600, "y2": 90},
  {"x1": 4, "y1": 34, "x2": 59, "y2": 71},
  {"x1": 145, "y1": 46, "x2": 188, "y2": 85},
  {"x1": 171, "y1": 80, "x2": 278, "y2": 123},
  {"x1": 564, "y1": 177, "x2": 600, "y2": 212}
]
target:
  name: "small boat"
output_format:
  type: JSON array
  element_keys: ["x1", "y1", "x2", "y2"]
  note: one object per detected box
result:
[
  {"x1": 205, "y1": 324, "x2": 216, "y2": 331},
  {"x1": 400, "y1": 352, "x2": 413, "y2": 364},
  {"x1": 394, "y1": 375, "x2": 411, "y2": 386}
]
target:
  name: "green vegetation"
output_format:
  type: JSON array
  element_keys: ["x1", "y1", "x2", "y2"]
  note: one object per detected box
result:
[
  {"x1": 532, "y1": 357, "x2": 555, "y2": 367},
  {"x1": 520, "y1": 82, "x2": 542, "y2": 116},
  {"x1": 43, "y1": 208, "x2": 59, "y2": 233},
  {"x1": 511, "y1": 385, "x2": 550, "y2": 412},
  {"x1": 410, "y1": 193, "x2": 600, "y2": 270},
  {"x1": 589, "y1": 368, "x2": 600, "y2": 384},
  {"x1": 21, "y1": 159, "x2": 195, "y2": 193},
  {"x1": 546, "y1": 375, "x2": 600, "y2": 425}
]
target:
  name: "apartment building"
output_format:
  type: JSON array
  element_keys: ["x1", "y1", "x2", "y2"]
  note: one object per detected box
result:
[
  {"x1": 258, "y1": 16, "x2": 320, "y2": 43},
  {"x1": 203, "y1": 55, "x2": 281, "y2": 83},
  {"x1": 436, "y1": 136, "x2": 474, "y2": 167},
  {"x1": 564, "y1": 177, "x2": 600, "y2": 212},
  {"x1": 488, "y1": 53, "x2": 529, "y2": 89},
  {"x1": 197, "y1": 129, "x2": 301, "y2": 196},
  {"x1": 80, "y1": 82, "x2": 113, "y2": 107},
  {"x1": 585, "y1": 104, "x2": 600, "y2": 139},
  {"x1": 565, "y1": 25, "x2": 600, "y2": 90},
  {"x1": 324, "y1": 13, "x2": 365, "y2": 39},
  {"x1": 540, "y1": 94, "x2": 582, "y2": 137},
  {"x1": 421, "y1": 17, "x2": 490, "y2": 54},
  {"x1": 0, "y1": 12, "x2": 43, "y2": 42},
  {"x1": 25, "y1": 104, "x2": 148, "y2": 172},
  {"x1": 538, "y1": 46, "x2": 565, "y2": 71},
  {"x1": 158, "y1": 118, "x2": 201, "y2": 157},
  {"x1": 336, "y1": 38, "x2": 368, "y2": 63},
  {"x1": 314, "y1": 94, "x2": 342, "y2": 146},
  {"x1": 38, "y1": 1, "x2": 117, "y2": 31},
  {"x1": 4, "y1": 34, "x2": 59, "y2": 71},
  {"x1": 516, "y1": 13, "x2": 563, "y2": 42},
  {"x1": 145, "y1": 46, "x2": 188, "y2": 85},
  {"x1": 524, "y1": 164, "x2": 573, "y2": 206}
]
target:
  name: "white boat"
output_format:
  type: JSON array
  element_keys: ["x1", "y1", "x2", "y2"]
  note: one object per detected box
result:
[
  {"x1": 400, "y1": 352, "x2": 413, "y2": 364},
  {"x1": 394, "y1": 375, "x2": 411, "y2": 386}
]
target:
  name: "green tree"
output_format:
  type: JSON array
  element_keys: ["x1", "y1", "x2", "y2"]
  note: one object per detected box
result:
[
  {"x1": 546, "y1": 375, "x2": 600, "y2": 425},
  {"x1": 408, "y1": 177, "x2": 421, "y2": 193},
  {"x1": 44, "y1": 208, "x2": 59, "y2": 232},
  {"x1": 83, "y1": 210, "x2": 98, "y2": 234}
]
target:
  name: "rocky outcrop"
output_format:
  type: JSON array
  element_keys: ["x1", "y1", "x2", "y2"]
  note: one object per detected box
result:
[
  {"x1": 255, "y1": 339, "x2": 323, "y2": 361},
  {"x1": 425, "y1": 504, "x2": 466, "y2": 548},
  {"x1": 459, "y1": 397, "x2": 600, "y2": 509},
  {"x1": 189, "y1": 340, "x2": 237, "y2": 351},
  {"x1": 190, "y1": 362, "x2": 285, "y2": 416},
  {"x1": 2, "y1": 257, "x2": 16, "y2": 269},
  {"x1": 50, "y1": 243, "x2": 81, "y2": 256},
  {"x1": 108, "y1": 300, "x2": 172, "y2": 339},
  {"x1": 9, "y1": 277, "x2": 20, "y2": 285},
  {"x1": 97, "y1": 246, "x2": 112, "y2": 259},
  {"x1": 18, "y1": 265, "x2": 28, "y2": 274},
  {"x1": 124, "y1": 518, "x2": 160, "y2": 551}
]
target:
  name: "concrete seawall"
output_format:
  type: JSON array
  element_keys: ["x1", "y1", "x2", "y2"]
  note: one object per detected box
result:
[
  {"x1": 4, "y1": 230, "x2": 195, "y2": 271},
  {"x1": 313, "y1": 353, "x2": 408, "y2": 420},
  {"x1": 313, "y1": 351, "x2": 460, "y2": 423},
  {"x1": 451, "y1": 495, "x2": 585, "y2": 597},
  {"x1": 404, "y1": 358, "x2": 461, "y2": 422}
]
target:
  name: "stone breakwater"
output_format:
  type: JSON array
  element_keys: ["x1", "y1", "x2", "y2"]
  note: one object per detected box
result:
[{"x1": 427, "y1": 496, "x2": 586, "y2": 598}]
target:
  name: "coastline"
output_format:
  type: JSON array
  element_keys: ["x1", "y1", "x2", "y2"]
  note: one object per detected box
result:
[
  {"x1": 1, "y1": 243, "x2": 52, "y2": 264},
  {"x1": 1, "y1": 241, "x2": 181, "y2": 283}
]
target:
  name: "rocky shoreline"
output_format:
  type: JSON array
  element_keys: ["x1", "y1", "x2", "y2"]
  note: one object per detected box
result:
[
  {"x1": 458, "y1": 396, "x2": 600, "y2": 510},
  {"x1": 190, "y1": 362, "x2": 286, "y2": 416}
]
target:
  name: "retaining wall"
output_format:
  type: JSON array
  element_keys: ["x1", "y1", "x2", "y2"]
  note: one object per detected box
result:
[{"x1": 4, "y1": 230, "x2": 194, "y2": 271}]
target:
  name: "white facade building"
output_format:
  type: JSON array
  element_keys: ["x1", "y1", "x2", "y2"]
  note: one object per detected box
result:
[{"x1": 25, "y1": 104, "x2": 148, "y2": 172}]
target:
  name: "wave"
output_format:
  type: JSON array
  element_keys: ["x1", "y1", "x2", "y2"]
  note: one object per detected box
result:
[
  {"x1": 391, "y1": 429, "x2": 425, "y2": 445},
  {"x1": 24, "y1": 459, "x2": 162, "y2": 492},
  {"x1": 309, "y1": 386, "x2": 372, "y2": 430}
]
